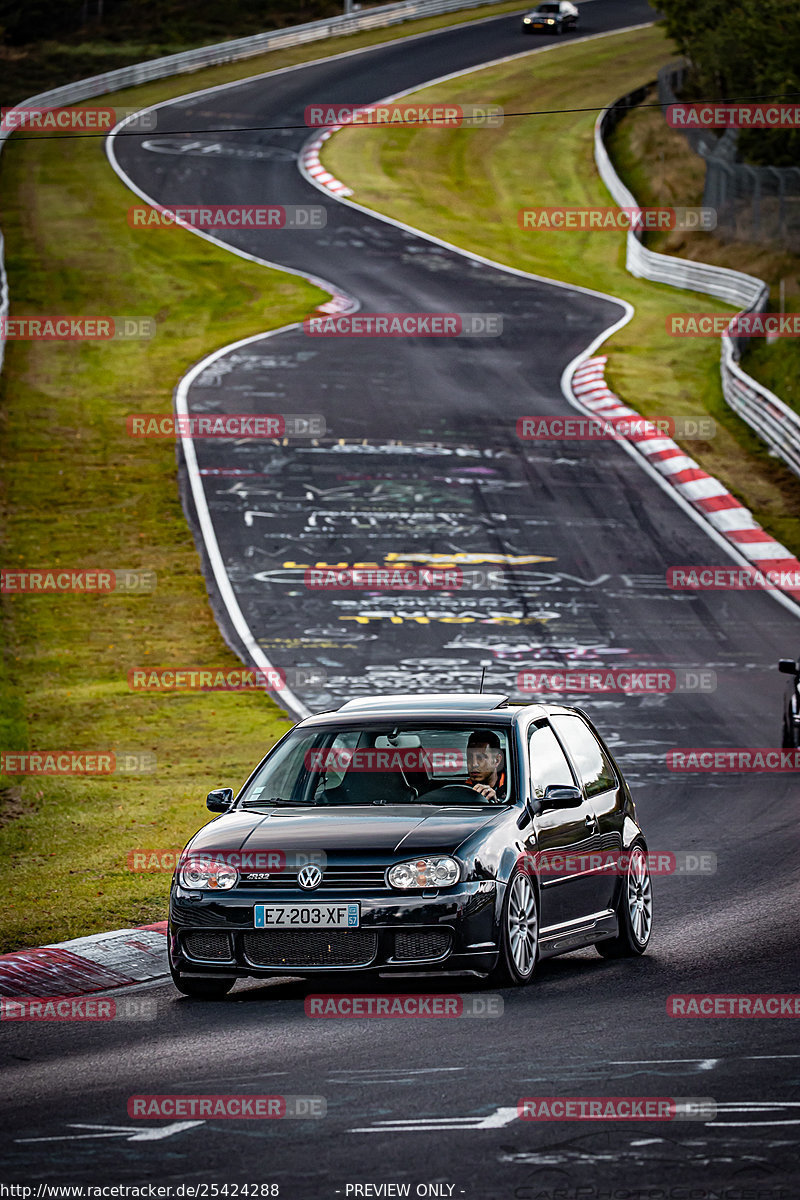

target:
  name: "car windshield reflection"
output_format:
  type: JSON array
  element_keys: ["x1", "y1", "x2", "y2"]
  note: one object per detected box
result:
[{"x1": 240, "y1": 725, "x2": 514, "y2": 808}]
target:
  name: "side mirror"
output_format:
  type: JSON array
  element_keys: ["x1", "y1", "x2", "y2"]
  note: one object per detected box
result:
[
  {"x1": 541, "y1": 784, "x2": 583, "y2": 809},
  {"x1": 778, "y1": 659, "x2": 798, "y2": 675},
  {"x1": 206, "y1": 787, "x2": 234, "y2": 812}
]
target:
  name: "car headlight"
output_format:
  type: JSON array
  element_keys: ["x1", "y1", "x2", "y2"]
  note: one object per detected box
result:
[
  {"x1": 178, "y1": 856, "x2": 238, "y2": 890},
  {"x1": 387, "y1": 856, "x2": 460, "y2": 890},
  {"x1": 523, "y1": 16, "x2": 531, "y2": 21}
]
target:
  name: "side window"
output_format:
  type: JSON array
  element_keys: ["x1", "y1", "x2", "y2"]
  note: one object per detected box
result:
[
  {"x1": 528, "y1": 723, "x2": 576, "y2": 798},
  {"x1": 550, "y1": 715, "x2": 617, "y2": 798}
]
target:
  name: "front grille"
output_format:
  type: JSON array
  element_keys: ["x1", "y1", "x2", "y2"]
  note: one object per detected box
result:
[
  {"x1": 393, "y1": 930, "x2": 452, "y2": 961},
  {"x1": 183, "y1": 931, "x2": 233, "y2": 962},
  {"x1": 242, "y1": 929, "x2": 378, "y2": 968},
  {"x1": 240, "y1": 866, "x2": 387, "y2": 891}
]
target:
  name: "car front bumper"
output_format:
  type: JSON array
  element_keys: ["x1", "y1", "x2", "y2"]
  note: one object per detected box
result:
[{"x1": 169, "y1": 880, "x2": 501, "y2": 978}]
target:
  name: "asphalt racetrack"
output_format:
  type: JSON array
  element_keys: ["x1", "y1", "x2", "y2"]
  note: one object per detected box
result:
[{"x1": 3, "y1": 1, "x2": 800, "y2": 1195}]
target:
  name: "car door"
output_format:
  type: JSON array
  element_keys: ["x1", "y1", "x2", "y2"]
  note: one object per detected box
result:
[
  {"x1": 526, "y1": 721, "x2": 600, "y2": 928},
  {"x1": 549, "y1": 713, "x2": 624, "y2": 915}
]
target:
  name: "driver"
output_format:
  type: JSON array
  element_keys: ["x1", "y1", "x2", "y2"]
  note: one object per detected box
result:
[{"x1": 466, "y1": 730, "x2": 506, "y2": 802}]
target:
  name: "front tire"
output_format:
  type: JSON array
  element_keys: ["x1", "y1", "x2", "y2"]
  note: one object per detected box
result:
[
  {"x1": 597, "y1": 844, "x2": 653, "y2": 958},
  {"x1": 782, "y1": 713, "x2": 795, "y2": 748},
  {"x1": 170, "y1": 960, "x2": 234, "y2": 999},
  {"x1": 491, "y1": 869, "x2": 539, "y2": 986}
]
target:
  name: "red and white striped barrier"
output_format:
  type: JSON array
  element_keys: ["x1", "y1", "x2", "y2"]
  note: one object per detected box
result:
[
  {"x1": 571, "y1": 356, "x2": 800, "y2": 602},
  {"x1": 300, "y1": 127, "x2": 353, "y2": 198},
  {"x1": 0, "y1": 922, "x2": 168, "y2": 998}
]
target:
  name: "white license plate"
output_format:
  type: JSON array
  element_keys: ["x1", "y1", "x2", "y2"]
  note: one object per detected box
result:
[{"x1": 254, "y1": 903, "x2": 360, "y2": 929}]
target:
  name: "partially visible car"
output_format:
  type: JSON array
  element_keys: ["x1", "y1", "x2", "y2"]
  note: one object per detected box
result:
[
  {"x1": 521, "y1": 0, "x2": 579, "y2": 34},
  {"x1": 778, "y1": 658, "x2": 800, "y2": 746}
]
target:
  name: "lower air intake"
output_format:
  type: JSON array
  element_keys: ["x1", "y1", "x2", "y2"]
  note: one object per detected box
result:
[
  {"x1": 242, "y1": 930, "x2": 378, "y2": 968},
  {"x1": 183, "y1": 931, "x2": 233, "y2": 961},
  {"x1": 393, "y1": 930, "x2": 452, "y2": 961}
]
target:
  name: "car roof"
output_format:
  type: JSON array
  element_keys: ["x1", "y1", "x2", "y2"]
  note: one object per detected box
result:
[
  {"x1": 339, "y1": 692, "x2": 510, "y2": 713},
  {"x1": 296, "y1": 693, "x2": 580, "y2": 728}
]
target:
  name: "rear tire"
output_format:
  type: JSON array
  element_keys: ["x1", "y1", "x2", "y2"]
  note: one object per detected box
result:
[
  {"x1": 596, "y1": 844, "x2": 652, "y2": 959},
  {"x1": 490, "y1": 869, "x2": 539, "y2": 986},
  {"x1": 170, "y1": 961, "x2": 234, "y2": 999},
  {"x1": 782, "y1": 714, "x2": 795, "y2": 748}
]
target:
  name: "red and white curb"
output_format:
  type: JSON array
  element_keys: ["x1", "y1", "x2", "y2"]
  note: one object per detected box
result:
[
  {"x1": 315, "y1": 289, "x2": 354, "y2": 315},
  {"x1": 0, "y1": 921, "x2": 168, "y2": 998},
  {"x1": 571, "y1": 356, "x2": 800, "y2": 600},
  {"x1": 301, "y1": 126, "x2": 353, "y2": 198}
]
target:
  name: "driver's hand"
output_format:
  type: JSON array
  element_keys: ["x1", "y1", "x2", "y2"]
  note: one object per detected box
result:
[{"x1": 471, "y1": 783, "x2": 499, "y2": 802}]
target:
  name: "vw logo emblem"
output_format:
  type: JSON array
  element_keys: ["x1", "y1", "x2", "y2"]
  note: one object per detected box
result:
[{"x1": 298, "y1": 864, "x2": 323, "y2": 890}]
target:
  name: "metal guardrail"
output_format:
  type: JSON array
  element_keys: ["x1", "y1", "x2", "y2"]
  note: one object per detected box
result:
[
  {"x1": 594, "y1": 87, "x2": 800, "y2": 480},
  {"x1": 0, "y1": 0, "x2": 508, "y2": 373},
  {"x1": 721, "y1": 342, "x2": 800, "y2": 478}
]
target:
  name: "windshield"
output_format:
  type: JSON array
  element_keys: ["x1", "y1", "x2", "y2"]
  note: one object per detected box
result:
[
  {"x1": 240, "y1": 724, "x2": 514, "y2": 808},
  {"x1": 537, "y1": 3, "x2": 561, "y2": 10}
]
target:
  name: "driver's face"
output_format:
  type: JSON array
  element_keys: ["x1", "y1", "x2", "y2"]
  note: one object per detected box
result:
[{"x1": 467, "y1": 743, "x2": 502, "y2": 785}]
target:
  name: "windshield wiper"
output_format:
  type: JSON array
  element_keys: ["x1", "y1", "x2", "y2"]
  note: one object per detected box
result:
[
  {"x1": 259, "y1": 797, "x2": 317, "y2": 806},
  {"x1": 241, "y1": 796, "x2": 319, "y2": 806}
]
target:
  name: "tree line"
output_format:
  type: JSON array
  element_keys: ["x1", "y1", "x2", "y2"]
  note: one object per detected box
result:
[
  {"x1": 659, "y1": 0, "x2": 800, "y2": 165},
  {"x1": 0, "y1": 0, "x2": 349, "y2": 47}
]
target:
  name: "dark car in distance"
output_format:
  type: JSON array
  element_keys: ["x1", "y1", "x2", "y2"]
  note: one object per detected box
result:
[
  {"x1": 521, "y1": 0, "x2": 579, "y2": 34},
  {"x1": 168, "y1": 693, "x2": 652, "y2": 998},
  {"x1": 778, "y1": 657, "x2": 800, "y2": 746}
]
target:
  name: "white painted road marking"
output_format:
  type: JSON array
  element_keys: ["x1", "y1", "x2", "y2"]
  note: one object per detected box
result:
[
  {"x1": 350, "y1": 1100, "x2": 800, "y2": 1133},
  {"x1": 16, "y1": 1121, "x2": 204, "y2": 1143},
  {"x1": 610, "y1": 1058, "x2": 720, "y2": 1070},
  {"x1": 712, "y1": 1101, "x2": 800, "y2": 1126},
  {"x1": 350, "y1": 1106, "x2": 519, "y2": 1132}
]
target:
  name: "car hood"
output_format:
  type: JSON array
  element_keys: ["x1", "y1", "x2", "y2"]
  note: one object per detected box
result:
[{"x1": 189, "y1": 805, "x2": 503, "y2": 857}]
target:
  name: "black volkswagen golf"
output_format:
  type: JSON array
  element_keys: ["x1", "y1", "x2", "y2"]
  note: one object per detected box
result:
[{"x1": 168, "y1": 693, "x2": 652, "y2": 997}]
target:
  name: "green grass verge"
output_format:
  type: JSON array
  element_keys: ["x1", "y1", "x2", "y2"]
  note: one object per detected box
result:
[
  {"x1": 322, "y1": 23, "x2": 800, "y2": 554},
  {"x1": 0, "y1": 1, "x2": 532, "y2": 954},
  {"x1": 0, "y1": 128, "x2": 314, "y2": 954}
]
